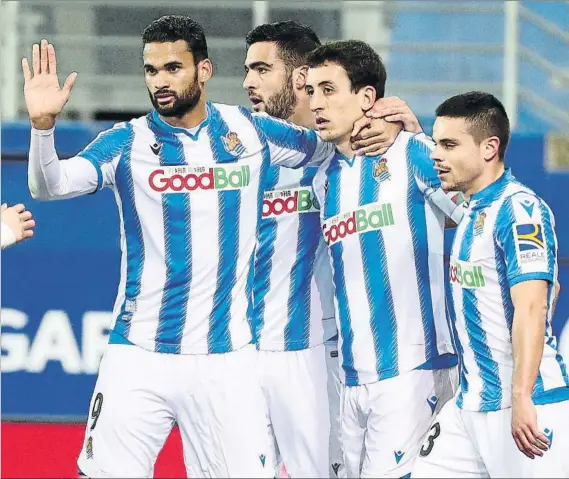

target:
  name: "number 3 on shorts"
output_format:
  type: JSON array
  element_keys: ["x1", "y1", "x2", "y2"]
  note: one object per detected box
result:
[
  {"x1": 90, "y1": 393, "x2": 104, "y2": 431},
  {"x1": 419, "y1": 422, "x2": 440, "y2": 457}
]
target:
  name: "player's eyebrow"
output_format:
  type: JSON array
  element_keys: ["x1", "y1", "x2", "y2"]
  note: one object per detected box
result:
[
  {"x1": 437, "y1": 137, "x2": 459, "y2": 145},
  {"x1": 143, "y1": 61, "x2": 183, "y2": 69},
  {"x1": 245, "y1": 61, "x2": 272, "y2": 71}
]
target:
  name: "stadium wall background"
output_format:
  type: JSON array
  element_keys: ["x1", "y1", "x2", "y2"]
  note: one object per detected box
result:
[{"x1": 1, "y1": 121, "x2": 568, "y2": 477}]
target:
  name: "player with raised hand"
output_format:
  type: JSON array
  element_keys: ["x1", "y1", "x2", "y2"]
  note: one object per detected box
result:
[{"x1": 22, "y1": 16, "x2": 340, "y2": 478}]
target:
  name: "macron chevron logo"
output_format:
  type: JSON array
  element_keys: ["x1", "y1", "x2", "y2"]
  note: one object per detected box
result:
[
  {"x1": 331, "y1": 463, "x2": 341, "y2": 476},
  {"x1": 394, "y1": 450, "x2": 405, "y2": 464},
  {"x1": 427, "y1": 395, "x2": 439, "y2": 414},
  {"x1": 259, "y1": 454, "x2": 266, "y2": 467},
  {"x1": 544, "y1": 428, "x2": 553, "y2": 447},
  {"x1": 519, "y1": 198, "x2": 535, "y2": 218}
]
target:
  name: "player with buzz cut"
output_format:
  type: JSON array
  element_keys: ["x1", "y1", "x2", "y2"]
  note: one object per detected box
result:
[
  {"x1": 305, "y1": 40, "x2": 466, "y2": 478},
  {"x1": 413, "y1": 91, "x2": 569, "y2": 478},
  {"x1": 243, "y1": 20, "x2": 420, "y2": 478},
  {"x1": 21, "y1": 14, "x2": 350, "y2": 479}
]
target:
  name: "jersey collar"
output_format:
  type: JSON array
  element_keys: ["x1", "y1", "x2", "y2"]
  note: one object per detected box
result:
[
  {"x1": 149, "y1": 104, "x2": 211, "y2": 140},
  {"x1": 469, "y1": 168, "x2": 512, "y2": 211}
]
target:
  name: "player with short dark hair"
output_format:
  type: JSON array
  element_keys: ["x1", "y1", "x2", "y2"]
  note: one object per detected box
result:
[{"x1": 413, "y1": 91, "x2": 569, "y2": 478}]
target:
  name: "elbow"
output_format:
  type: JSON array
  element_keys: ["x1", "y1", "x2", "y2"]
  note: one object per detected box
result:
[{"x1": 28, "y1": 179, "x2": 52, "y2": 201}]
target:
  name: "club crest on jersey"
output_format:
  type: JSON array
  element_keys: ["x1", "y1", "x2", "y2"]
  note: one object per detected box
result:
[
  {"x1": 372, "y1": 157, "x2": 390, "y2": 183},
  {"x1": 474, "y1": 211, "x2": 486, "y2": 236},
  {"x1": 221, "y1": 131, "x2": 246, "y2": 157},
  {"x1": 86, "y1": 436, "x2": 93, "y2": 459}
]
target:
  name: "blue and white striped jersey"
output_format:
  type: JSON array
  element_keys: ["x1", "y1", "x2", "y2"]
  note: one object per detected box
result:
[
  {"x1": 252, "y1": 165, "x2": 336, "y2": 351},
  {"x1": 313, "y1": 132, "x2": 461, "y2": 386},
  {"x1": 449, "y1": 169, "x2": 569, "y2": 411},
  {"x1": 75, "y1": 102, "x2": 334, "y2": 355}
]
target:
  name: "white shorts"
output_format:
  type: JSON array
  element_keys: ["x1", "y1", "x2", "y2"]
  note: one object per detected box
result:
[
  {"x1": 257, "y1": 344, "x2": 330, "y2": 478},
  {"x1": 341, "y1": 367, "x2": 457, "y2": 478},
  {"x1": 325, "y1": 341, "x2": 344, "y2": 478},
  {"x1": 77, "y1": 343, "x2": 274, "y2": 478},
  {"x1": 413, "y1": 395, "x2": 569, "y2": 478}
]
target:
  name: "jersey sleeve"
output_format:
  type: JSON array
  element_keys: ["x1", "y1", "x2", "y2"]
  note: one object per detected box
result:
[
  {"x1": 248, "y1": 112, "x2": 335, "y2": 168},
  {"x1": 77, "y1": 122, "x2": 133, "y2": 191},
  {"x1": 406, "y1": 133, "x2": 466, "y2": 224},
  {"x1": 494, "y1": 193, "x2": 557, "y2": 287}
]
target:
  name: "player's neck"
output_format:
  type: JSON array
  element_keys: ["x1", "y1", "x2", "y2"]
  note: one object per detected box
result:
[
  {"x1": 465, "y1": 162, "x2": 506, "y2": 200},
  {"x1": 288, "y1": 100, "x2": 315, "y2": 129},
  {"x1": 159, "y1": 97, "x2": 208, "y2": 130},
  {"x1": 335, "y1": 132, "x2": 356, "y2": 159}
]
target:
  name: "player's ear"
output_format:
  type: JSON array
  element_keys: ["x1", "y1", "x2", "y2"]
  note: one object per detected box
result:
[
  {"x1": 197, "y1": 59, "x2": 213, "y2": 84},
  {"x1": 482, "y1": 136, "x2": 500, "y2": 162},
  {"x1": 360, "y1": 86, "x2": 377, "y2": 112},
  {"x1": 293, "y1": 66, "x2": 308, "y2": 90}
]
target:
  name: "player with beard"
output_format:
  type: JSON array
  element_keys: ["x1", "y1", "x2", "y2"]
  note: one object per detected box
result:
[
  {"x1": 23, "y1": 15, "x2": 356, "y2": 478},
  {"x1": 244, "y1": 21, "x2": 422, "y2": 478}
]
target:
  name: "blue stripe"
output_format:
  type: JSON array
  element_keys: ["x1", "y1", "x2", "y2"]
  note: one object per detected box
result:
[
  {"x1": 284, "y1": 168, "x2": 320, "y2": 350},
  {"x1": 492, "y1": 235, "x2": 515, "y2": 335},
  {"x1": 112, "y1": 124, "x2": 141, "y2": 340},
  {"x1": 206, "y1": 104, "x2": 243, "y2": 354},
  {"x1": 533, "y1": 372, "x2": 545, "y2": 396},
  {"x1": 239, "y1": 106, "x2": 273, "y2": 346},
  {"x1": 460, "y1": 218, "x2": 503, "y2": 408},
  {"x1": 359, "y1": 159, "x2": 398, "y2": 380},
  {"x1": 251, "y1": 166, "x2": 280, "y2": 344},
  {"x1": 406, "y1": 146, "x2": 439, "y2": 364},
  {"x1": 147, "y1": 120, "x2": 192, "y2": 354},
  {"x1": 325, "y1": 157, "x2": 358, "y2": 385}
]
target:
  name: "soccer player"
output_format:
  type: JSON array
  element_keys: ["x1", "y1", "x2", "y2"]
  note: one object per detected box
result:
[
  {"x1": 22, "y1": 15, "x2": 340, "y2": 478},
  {"x1": 243, "y1": 21, "x2": 419, "y2": 478},
  {"x1": 1, "y1": 203, "x2": 35, "y2": 249},
  {"x1": 306, "y1": 40, "x2": 465, "y2": 478},
  {"x1": 413, "y1": 92, "x2": 569, "y2": 478}
]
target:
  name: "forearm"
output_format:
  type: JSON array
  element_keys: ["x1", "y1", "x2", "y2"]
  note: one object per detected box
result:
[
  {"x1": 28, "y1": 127, "x2": 98, "y2": 200},
  {"x1": 511, "y1": 301, "x2": 548, "y2": 397}
]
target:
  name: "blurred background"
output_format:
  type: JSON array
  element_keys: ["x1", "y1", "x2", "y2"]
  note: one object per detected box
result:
[{"x1": 1, "y1": 1, "x2": 568, "y2": 477}]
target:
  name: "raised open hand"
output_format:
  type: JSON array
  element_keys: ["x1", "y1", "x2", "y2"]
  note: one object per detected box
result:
[{"x1": 22, "y1": 39, "x2": 78, "y2": 129}]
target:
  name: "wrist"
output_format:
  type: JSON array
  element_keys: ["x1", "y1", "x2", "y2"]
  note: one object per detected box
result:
[
  {"x1": 30, "y1": 116, "x2": 56, "y2": 130},
  {"x1": 512, "y1": 388, "x2": 533, "y2": 400}
]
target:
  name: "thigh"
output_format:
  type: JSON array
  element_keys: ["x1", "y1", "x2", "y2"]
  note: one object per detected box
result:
[
  {"x1": 325, "y1": 342, "x2": 345, "y2": 478},
  {"x1": 340, "y1": 384, "x2": 366, "y2": 479},
  {"x1": 266, "y1": 345, "x2": 330, "y2": 478},
  {"x1": 481, "y1": 402, "x2": 569, "y2": 478},
  {"x1": 77, "y1": 345, "x2": 175, "y2": 479},
  {"x1": 177, "y1": 345, "x2": 275, "y2": 478},
  {"x1": 413, "y1": 399, "x2": 487, "y2": 478},
  {"x1": 362, "y1": 369, "x2": 483, "y2": 478}
]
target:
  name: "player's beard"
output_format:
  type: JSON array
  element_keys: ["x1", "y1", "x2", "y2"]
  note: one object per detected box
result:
[
  {"x1": 149, "y1": 71, "x2": 202, "y2": 118},
  {"x1": 264, "y1": 69, "x2": 297, "y2": 120}
]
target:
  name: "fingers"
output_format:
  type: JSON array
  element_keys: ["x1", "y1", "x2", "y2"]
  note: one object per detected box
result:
[
  {"x1": 22, "y1": 219, "x2": 36, "y2": 232},
  {"x1": 47, "y1": 42, "x2": 57, "y2": 75},
  {"x1": 63, "y1": 71, "x2": 78, "y2": 94},
  {"x1": 513, "y1": 427, "x2": 544, "y2": 459},
  {"x1": 529, "y1": 424, "x2": 550, "y2": 451},
  {"x1": 352, "y1": 134, "x2": 386, "y2": 150},
  {"x1": 356, "y1": 144, "x2": 390, "y2": 157},
  {"x1": 11, "y1": 203, "x2": 26, "y2": 214},
  {"x1": 40, "y1": 39, "x2": 49, "y2": 74},
  {"x1": 23, "y1": 229, "x2": 35, "y2": 240},
  {"x1": 22, "y1": 57, "x2": 32, "y2": 83},
  {"x1": 32, "y1": 43, "x2": 40, "y2": 76},
  {"x1": 20, "y1": 210, "x2": 33, "y2": 222},
  {"x1": 351, "y1": 117, "x2": 371, "y2": 138}
]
